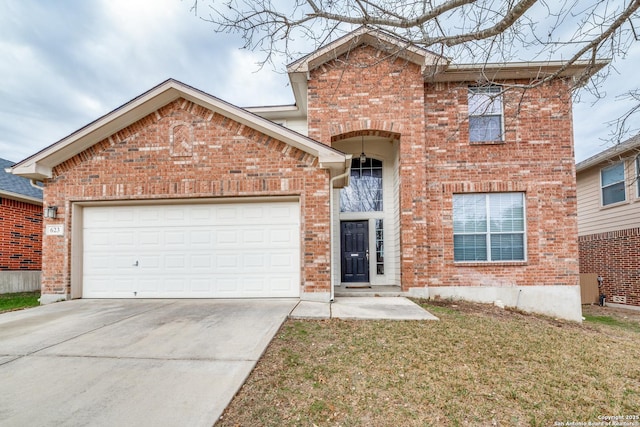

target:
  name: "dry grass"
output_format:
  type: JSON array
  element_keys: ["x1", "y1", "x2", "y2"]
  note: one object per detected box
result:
[{"x1": 217, "y1": 300, "x2": 640, "y2": 426}]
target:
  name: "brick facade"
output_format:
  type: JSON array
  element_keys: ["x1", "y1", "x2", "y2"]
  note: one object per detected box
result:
[
  {"x1": 41, "y1": 99, "x2": 331, "y2": 296},
  {"x1": 0, "y1": 198, "x2": 42, "y2": 270},
  {"x1": 307, "y1": 44, "x2": 579, "y2": 291},
  {"x1": 31, "y1": 39, "x2": 581, "y2": 313},
  {"x1": 307, "y1": 45, "x2": 429, "y2": 289},
  {"x1": 579, "y1": 228, "x2": 640, "y2": 307},
  {"x1": 425, "y1": 79, "x2": 579, "y2": 289}
]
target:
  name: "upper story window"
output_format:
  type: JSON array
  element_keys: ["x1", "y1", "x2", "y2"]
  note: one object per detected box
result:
[
  {"x1": 601, "y1": 162, "x2": 625, "y2": 206},
  {"x1": 468, "y1": 86, "x2": 503, "y2": 142},
  {"x1": 340, "y1": 157, "x2": 383, "y2": 212},
  {"x1": 453, "y1": 192, "x2": 525, "y2": 262}
]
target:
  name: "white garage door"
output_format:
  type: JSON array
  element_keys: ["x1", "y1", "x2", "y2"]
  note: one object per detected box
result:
[{"x1": 82, "y1": 201, "x2": 300, "y2": 298}]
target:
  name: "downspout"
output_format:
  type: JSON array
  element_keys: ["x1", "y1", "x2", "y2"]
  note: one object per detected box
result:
[
  {"x1": 29, "y1": 179, "x2": 44, "y2": 191},
  {"x1": 329, "y1": 167, "x2": 351, "y2": 302}
]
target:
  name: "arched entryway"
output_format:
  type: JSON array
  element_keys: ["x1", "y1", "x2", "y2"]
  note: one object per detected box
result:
[{"x1": 331, "y1": 131, "x2": 401, "y2": 289}]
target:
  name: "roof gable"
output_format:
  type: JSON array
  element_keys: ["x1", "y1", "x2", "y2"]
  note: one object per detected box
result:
[
  {"x1": 9, "y1": 79, "x2": 348, "y2": 180},
  {"x1": 287, "y1": 26, "x2": 447, "y2": 75}
]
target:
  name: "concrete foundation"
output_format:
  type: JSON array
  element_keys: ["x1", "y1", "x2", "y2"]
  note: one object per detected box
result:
[
  {"x1": 0, "y1": 271, "x2": 41, "y2": 294},
  {"x1": 301, "y1": 291, "x2": 331, "y2": 302},
  {"x1": 421, "y1": 285, "x2": 583, "y2": 322},
  {"x1": 38, "y1": 293, "x2": 69, "y2": 305}
]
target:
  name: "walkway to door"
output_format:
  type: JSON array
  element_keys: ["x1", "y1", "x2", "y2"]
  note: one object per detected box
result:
[{"x1": 290, "y1": 296, "x2": 439, "y2": 321}]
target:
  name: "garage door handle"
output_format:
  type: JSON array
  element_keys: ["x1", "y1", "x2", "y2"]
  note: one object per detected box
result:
[{"x1": 133, "y1": 261, "x2": 139, "y2": 267}]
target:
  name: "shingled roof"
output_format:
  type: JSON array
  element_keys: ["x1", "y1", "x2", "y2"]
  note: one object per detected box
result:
[{"x1": 0, "y1": 158, "x2": 43, "y2": 204}]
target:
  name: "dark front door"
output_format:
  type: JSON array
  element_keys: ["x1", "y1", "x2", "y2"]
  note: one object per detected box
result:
[{"x1": 340, "y1": 220, "x2": 369, "y2": 283}]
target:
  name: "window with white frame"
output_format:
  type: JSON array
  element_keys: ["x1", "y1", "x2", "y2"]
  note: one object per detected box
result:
[
  {"x1": 453, "y1": 193, "x2": 525, "y2": 262},
  {"x1": 468, "y1": 86, "x2": 503, "y2": 142},
  {"x1": 601, "y1": 162, "x2": 625, "y2": 206},
  {"x1": 340, "y1": 157, "x2": 383, "y2": 212}
]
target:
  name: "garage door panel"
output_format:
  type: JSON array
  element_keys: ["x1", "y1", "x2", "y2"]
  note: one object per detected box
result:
[
  {"x1": 113, "y1": 208, "x2": 136, "y2": 224},
  {"x1": 268, "y1": 228, "x2": 298, "y2": 246},
  {"x1": 164, "y1": 253, "x2": 184, "y2": 268},
  {"x1": 270, "y1": 253, "x2": 297, "y2": 270},
  {"x1": 269, "y1": 276, "x2": 298, "y2": 293},
  {"x1": 190, "y1": 278, "x2": 213, "y2": 293},
  {"x1": 138, "y1": 231, "x2": 161, "y2": 246},
  {"x1": 190, "y1": 230, "x2": 213, "y2": 247},
  {"x1": 138, "y1": 255, "x2": 160, "y2": 269},
  {"x1": 138, "y1": 208, "x2": 161, "y2": 224},
  {"x1": 84, "y1": 230, "x2": 111, "y2": 248},
  {"x1": 138, "y1": 278, "x2": 162, "y2": 293},
  {"x1": 82, "y1": 201, "x2": 300, "y2": 298},
  {"x1": 164, "y1": 278, "x2": 188, "y2": 293},
  {"x1": 190, "y1": 254, "x2": 213, "y2": 270},
  {"x1": 84, "y1": 254, "x2": 112, "y2": 272}
]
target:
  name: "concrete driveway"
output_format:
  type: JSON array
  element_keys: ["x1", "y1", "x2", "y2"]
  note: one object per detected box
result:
[{"x1": 0, "y1": 299, "x2": 297, "y2": 427}]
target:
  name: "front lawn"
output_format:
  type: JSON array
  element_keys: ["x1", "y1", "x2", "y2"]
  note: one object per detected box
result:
[
  {"x1": 218, "y1": 300, "x2": 640, "y2": 426},
  {"x1": 0, "y1": 291, "x2": 40, "y2": 313}
]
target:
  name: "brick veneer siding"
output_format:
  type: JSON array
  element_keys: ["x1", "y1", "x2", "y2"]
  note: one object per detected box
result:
[
  {"x1": 307, "y1": 45, "x2": 429, "y2": 288},
  {"x1": 579, "y1": 228, "x2": 640, "y2": 307},
  {"x1": 41, "y1": 98, "x2": 331, "y2": 298},
  {"x1": 0, "y1": 198, "x2": 42, "y2": 270},
  {"x1": 424, "y1": 79, "x2": 579, "y2": 289},
  {"x1": 306, "y1": 43, "x2": 579, "y2": 290}
]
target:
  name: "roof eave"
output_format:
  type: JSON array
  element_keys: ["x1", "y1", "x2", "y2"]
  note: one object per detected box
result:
[
  {"x1": 430, "y1": 59, "x2": 609, "y2": 83},
  {"x1": 9, "y1": 79, "x2": 347, "y2": 180},
  {"x1": 287, "y1": 26, "x2": 445, "y2": 75},
  {"x1": 0, "y1": 189, "x2": 43, "y2": 205},
  {"x1": 576, "y1": 134, "x2": 640, "y2": 173}
]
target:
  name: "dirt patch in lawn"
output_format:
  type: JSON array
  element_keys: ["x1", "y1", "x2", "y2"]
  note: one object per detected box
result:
[
  {"x1": 582, "y1": 303, "x2": 640, "y2": 323},
  {"x1": 217, "y1": 299, "x2": 640, "y2": 427}
]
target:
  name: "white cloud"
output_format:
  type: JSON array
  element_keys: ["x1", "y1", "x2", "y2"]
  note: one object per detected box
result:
[{"x1": 0, "y1": 0, "x2": 638, "y2": 164}]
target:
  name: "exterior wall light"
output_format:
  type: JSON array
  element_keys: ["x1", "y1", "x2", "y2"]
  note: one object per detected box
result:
[{"x1": 44, "y1": 206, "x2": 58, "y2": 219}]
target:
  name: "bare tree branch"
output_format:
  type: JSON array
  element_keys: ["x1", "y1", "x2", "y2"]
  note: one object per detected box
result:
[{"x1": 189, "y1": 0, "x2": 640, "y2": 142}]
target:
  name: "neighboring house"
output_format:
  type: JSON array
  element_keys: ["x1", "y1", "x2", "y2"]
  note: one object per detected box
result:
[
  {"x1": 8, "y1": 28, "x2": 603, "y2": 321},
  {"x1": 0, "y1": 158, "x2": 43, "y2": 293},
  {"x1": 576, "y1": 134, "x2": 640, "y2": 310}
]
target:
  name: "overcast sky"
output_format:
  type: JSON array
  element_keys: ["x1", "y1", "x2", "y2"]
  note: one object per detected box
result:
[{"x1": 1, "y1": 0, "x2": 638, "y2": 164}]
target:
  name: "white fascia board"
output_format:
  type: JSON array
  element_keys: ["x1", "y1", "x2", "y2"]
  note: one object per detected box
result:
[
  {"x1": 246, "y1": 104, "x2": 301, "y2": 119},
  {"x1": 431, "y1": 59, "x2": 609, "y2": 82},
  {"x1": 287, "y1": 27, "x2": 442, "y2": 75},
  {"x1": 176, "y1": 84, "x2": 345, "y2": 166},
  {"x1": 0, "y1": 190, "x2": 43, "y2": 205},
  {"x1": 10, "y1": 80, "x2": 346, "y2": 180},
  {"x1": 10, "y1": 83, "x2": 183, "y2": 180}
]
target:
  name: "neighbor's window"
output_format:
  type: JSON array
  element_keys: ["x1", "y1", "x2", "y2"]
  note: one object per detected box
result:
[
  {"x1": 340, "y1": 157, "x2": 383, "y2": 212},
  {"x1": 601, "y1": 162, "x2": 625, "y2": 206},
  {"x1": 468, "y1": 86, "x2": 503, "y2": 142},
  {"x1": 453, "y1": 193, "x2": 525, "y2": 262}
]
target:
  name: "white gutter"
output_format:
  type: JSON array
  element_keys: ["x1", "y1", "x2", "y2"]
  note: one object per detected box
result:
[
  {"x1": 0, "y1": 189, "x2": 43, "y2": 205},
  {"x1": 29, "y1": 179, "x2": 44, "y2": 191},
  {"x1": 329, "y1": 165, "x2": 351, "y2": 302}
]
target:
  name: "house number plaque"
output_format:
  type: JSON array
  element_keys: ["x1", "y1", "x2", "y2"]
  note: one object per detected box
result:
[{"x1": 45, "y1": 224, "x2": 64, "y2": 236}]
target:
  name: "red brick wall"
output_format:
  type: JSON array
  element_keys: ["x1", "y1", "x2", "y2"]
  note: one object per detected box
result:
[
  {"x1": 307, "y1": 45, "x2": 429, "y2": 288},
  {"x1": 307, "y1": 43, "x2": 578, "y2": 290},
  {"x1": 0, "y1": 198, "x2": 42, "y2": 270},
  {"x1": 41, "y1": 98, "x2": 331, "y2": 297},
  {"x1": 579, "y1": 228, "x2": 640, "y2": 307},
  {"x1": 424, "y1": 79, "x2": 579, "y2": 289}
]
